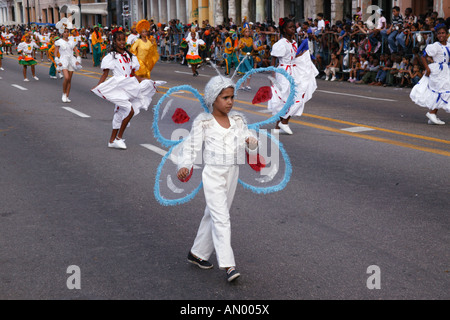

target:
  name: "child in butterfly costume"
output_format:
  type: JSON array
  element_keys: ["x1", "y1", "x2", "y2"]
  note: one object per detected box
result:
[{"x1": 152, "y1": 61, "x2": 295, "y2": 282}]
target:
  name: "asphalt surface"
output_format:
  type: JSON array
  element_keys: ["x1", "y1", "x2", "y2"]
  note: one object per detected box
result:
[{"x1": 0, "y1": 53, "x2": 448, "y2": 302}]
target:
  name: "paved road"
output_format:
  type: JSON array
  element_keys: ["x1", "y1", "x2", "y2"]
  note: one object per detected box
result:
[{"x1": 0, "y1": 53, "x2": 448, "y2": 301}]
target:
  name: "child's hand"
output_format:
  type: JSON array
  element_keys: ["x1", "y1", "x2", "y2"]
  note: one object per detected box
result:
[
  {"x1": 246, "y1": 137, "x2": 258, "y2": 150},
  {"x1": 177, "y1": 167, "x2": 190, "y2": 180}
]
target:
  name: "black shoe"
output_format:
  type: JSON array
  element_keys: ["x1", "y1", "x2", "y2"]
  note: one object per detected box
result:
[
  {"x1": 226, "y1": 267, "x2": 240, "y2": 282},
  {"x1": 187, "y1": 252, "x2": 213, "y2": 269}
]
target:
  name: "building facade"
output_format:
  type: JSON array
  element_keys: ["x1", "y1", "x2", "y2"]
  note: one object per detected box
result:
[
  {"x1": 0, "y1": 0, "x2": 108, "y2": 27},
  {"x1": 1, "y1": 0, "x2": 449, "y2": 27}
]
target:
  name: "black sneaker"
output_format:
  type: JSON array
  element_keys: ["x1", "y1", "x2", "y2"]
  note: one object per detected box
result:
[
  {"x1": 226, "y1": 267, "x2": 241, "y2": 282},
  {"x1": 187, "y1": 252, "x2": 213, "y2": 269}
]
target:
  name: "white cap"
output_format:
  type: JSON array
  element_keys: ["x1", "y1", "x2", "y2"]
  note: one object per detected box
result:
[{"x1": 204, "y1": 76, "x2": 235, "y2": 110}]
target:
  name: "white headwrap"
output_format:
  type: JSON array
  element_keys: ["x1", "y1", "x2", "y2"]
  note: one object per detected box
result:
[{"x1": 55, "y1": 17, "x2": 73, "y2": 34}]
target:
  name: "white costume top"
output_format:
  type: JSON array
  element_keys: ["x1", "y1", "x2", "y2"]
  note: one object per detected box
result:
[
  {"x1": 55, "y1": 38, "x2": 80, "y2": 70},
  {"x1": 268, "y1": 38, "x2": 318, "y2": 117},
  {"x1": 126, "y1": 33, "x2": 139, "y2": 46},
  {"x1": 101, "y1": 51, "x2": 140, "y2": 78},
  {"x1": 38, "y1": 34, "x2": 50, "y2": 44},
  {"x1": 410, "y1": 41, "x2": 450, "y2": 112},
  {"x1": 17, "y1": 41, "x2": 39, "y2": 56},
  {"x1": 178, "y1": 112, "x2": 256, "y2": 169},
  {"x1": 92, "y1": 51, "x2": 162, "y2": 119},
  {"x1": 1, "y1": 32, "x2": 13, "y2": 42},
  {"x1": 187, "y1": 39, "x2": 205, "y2": 57},
  {"x1": 69, "y1": 35, "x2": 80, "y2": 46}
]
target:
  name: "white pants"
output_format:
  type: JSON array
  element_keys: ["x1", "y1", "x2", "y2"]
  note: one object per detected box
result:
[
  {"x1": 325, "y1": 67, "x2": 339, "y2": 78},
  {"x1": 191, "y1": 164, "x2": 239, "y2": 269}
]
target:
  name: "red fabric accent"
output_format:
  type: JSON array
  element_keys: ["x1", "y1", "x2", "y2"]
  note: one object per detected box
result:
[
  {"x1": 246, "y1": 152, "x2": 266, "y2": 172},
  {"x1": 252, "y1": 86, "x2": 272, "y2": 104},
  {"x1": 171, "y1": 108, "x2": 190, "y2": 124},
  {"x1": 178, "y1": 167, "x2": 193, "y2": 182}
]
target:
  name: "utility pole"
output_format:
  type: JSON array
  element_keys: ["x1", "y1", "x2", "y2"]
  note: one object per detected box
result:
[
  {"x1": 78, "y1": 0, "x2": 82, "y2": 27},
  {"x1": 26, "y1": 0, "x2": 30, "y2": 27}
]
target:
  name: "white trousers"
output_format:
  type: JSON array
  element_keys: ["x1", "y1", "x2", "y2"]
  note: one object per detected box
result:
[{"x1": 191, "y1": 164, "x2": 239, "y2": 269}]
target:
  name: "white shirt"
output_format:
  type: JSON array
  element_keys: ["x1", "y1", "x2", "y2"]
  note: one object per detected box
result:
[
  {"x1": 55, "y1": 38, "x2": 77, "y2": 57},
  {"x1": 126, "y1": 33, "x2": 139, "y2": 45},
  {"x1": 317, "y1": 20, "x2": 325, "y2": 31},
  {"x1": 38, "y1": 34, "x2": 50, "y2": 44},
  {"x1": 187, "y1": 39, "x2": 205, "y2": 56},
  {"x1": 377, "y1": 16, "x2": 387, "y2": 29},
  {"x1": 101, "y1": 51, "x2": 140, "y2": 78},
  {"x1": 178, "y1": 112, "x2": 255, "y2": 169},
  {"x1": 17, "y1": 41, "x2": 39, "y2": 55},
  {"x1": 271, "y1": 38, "x2": 298, "y2": 64}
]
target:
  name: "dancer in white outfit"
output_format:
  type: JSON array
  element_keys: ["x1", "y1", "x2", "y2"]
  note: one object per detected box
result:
[
  {"x1": 54, "y1": 28, "x2": 81, "y2": 103},
  {"x1": 268, "y1": 17, "x2": 318, "y2": 134},
  {"x1": 410, "y1": 26, "x2": 450, "y2": 125},
  {"x1": 92, "y1": 30, "x2": 164, "y2": 150},
  {"x1": 177, "y1": 75, "x2": 258, "y2": 282}
]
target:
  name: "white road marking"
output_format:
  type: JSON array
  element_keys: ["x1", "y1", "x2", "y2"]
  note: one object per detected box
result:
[
  {"x1": 141, "y1": 143, "x2": 167, "y2": 156},
  {"x1": 174, "y1": 70, "x2": 210, "y2": 78},
  {"x1": 11, "y1": 84, "x2": 28, "y2": 91},
  {"x1": 317, "y1": 89, "x2": 397, "y2": 102},
  {"x1": 341, "y1": 126, "x2": 376, "y2": 133},
  {"x1": 61, "y1": 107, "x2": 91, "y2": 118}
]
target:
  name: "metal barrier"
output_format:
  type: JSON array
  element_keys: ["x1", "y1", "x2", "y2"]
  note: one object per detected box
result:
[
  {"x1": 154, "y1": 29, "x2": 436, "y2": 73},
  {"x1": 411, "y1": 31, "x2": 434, "y2": 51}
]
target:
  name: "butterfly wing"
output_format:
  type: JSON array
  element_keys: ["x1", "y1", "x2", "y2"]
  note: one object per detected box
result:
[
  {"x1": 154, "y1": 142, "x2": 204, "y2": 206},
  {"x1": 153, "y1": 85, "x2": 209, "y2": 148},
  {"x1": 238, "y1": 129, "x2": 292, "y2": 194},
  {"x1": 234, "y1": 66, "x2": 297, "y2": 130}
]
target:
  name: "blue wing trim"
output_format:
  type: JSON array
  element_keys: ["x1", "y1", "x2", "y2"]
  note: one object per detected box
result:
[
  {"x1": 238, "y1": 131, "x2": 292, "y2": 194},
  {"x1": 153, "y1": 143, "x2": 203, "y2": 206},
  {"x1": 234, "y1": 66, "x2": 297, "y2": 131},
  {"x1": 152, "y1": 85, "x2": 209, "y2": 148}
]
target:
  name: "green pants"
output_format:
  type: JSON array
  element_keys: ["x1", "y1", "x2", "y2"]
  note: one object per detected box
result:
[
  {"x1": 49, "y1": 63, "x2": 56, "y2": 76},
  {"x1": 225, "y1": 52, "x2": 239, "y2": 75},
  {"x1": 361, "y1": 71, "x2": 377, "y2": 83}
]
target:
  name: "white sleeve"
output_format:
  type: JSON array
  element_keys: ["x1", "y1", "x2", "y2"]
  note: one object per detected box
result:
[
  {"x1": 425, "y1": 43, "x2": 438, "y2": 57},
  {"x1": 177, "y1": 115, "x2": 205, "y2": 170},
  {"x1": 100, "y1": 53, "x2": 115, "y2": 70},
  {"x1": 131, "y1": 55, "x2": 140, "y2": 71},
  {"x1": 17, "y1": 42, "x2": 25, "y2": 52},
  {"x1": 271, "y1": 40, "x2": 286, "y2": 58}
]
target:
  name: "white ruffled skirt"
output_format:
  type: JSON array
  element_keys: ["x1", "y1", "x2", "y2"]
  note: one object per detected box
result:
[
  {"x1": 57, "y1": 55, "x2": 82, "y2": 72},
  {"x1": 91, "y1": 76, "x2": 164, "y2": 129},
  {"x1": 268, "y1": 53, "x2": 318, "y2": 118},
  {"x1": 410, "y1": 63, "x2": 450, "y2": 113}
]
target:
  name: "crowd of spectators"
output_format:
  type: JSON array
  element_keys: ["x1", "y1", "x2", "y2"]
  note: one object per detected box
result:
[{"x1": 2, "y1": 6, "x2": 449, "y2": 89}]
